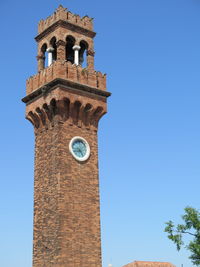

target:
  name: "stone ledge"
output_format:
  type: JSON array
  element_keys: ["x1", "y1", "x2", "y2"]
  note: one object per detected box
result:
[
  {"x1": 22, "y1": 78, "x2": 111, "y2": 105},
  {"x1": 35, "y1": 20, "x2": 96, "y2": 42}
]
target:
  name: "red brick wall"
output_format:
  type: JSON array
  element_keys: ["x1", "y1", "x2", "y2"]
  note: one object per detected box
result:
[
  {"x1": 25, "y1": 80, "x2": 108, "y2": 267},
  {"x1": 26, "y1": 61, "x2": 107, "y2": 95},
  {"x1": 38, "y1": 5, "x2": 94, "y2": 34},
  {"x1": 33, "y1": 121, "x2": 102, "y2": 267}
]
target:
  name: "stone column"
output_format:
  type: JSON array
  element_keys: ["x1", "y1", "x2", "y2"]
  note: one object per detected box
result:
[
  {"x1": 73, "y1": 45, "x2": 81, "y2": 65},
  {"x1": 46, "y1": 47, "x2": 54, "y2": 66}
]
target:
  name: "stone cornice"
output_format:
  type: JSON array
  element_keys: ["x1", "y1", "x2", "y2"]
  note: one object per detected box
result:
[
  {"x1": 22, "y1": 78, "x2": 111, "y2": 105},
  {"x1": 35, "y1": 20, "x2": 96, "y2": 42}
]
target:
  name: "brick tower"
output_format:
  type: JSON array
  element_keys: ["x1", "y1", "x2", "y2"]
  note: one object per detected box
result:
[{"x1": 22, "y1": 6, "x2": 110, "y2": 267}]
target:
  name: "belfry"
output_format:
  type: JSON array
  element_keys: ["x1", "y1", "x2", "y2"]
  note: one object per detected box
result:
[{"x1": 22, "y1": 6, "x2": 110, "y2": 267}]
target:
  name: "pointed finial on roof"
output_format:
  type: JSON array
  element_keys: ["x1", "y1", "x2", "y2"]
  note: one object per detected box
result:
[{"x1": 56, "y1": 5, "x2": 66, "y2": 12}]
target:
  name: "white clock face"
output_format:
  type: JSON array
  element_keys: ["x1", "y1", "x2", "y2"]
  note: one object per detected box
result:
[{"x1": 69, "y1": 136, "x2": 90, "y2": 161}]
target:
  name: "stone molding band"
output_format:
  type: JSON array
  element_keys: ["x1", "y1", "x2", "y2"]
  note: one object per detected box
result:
[
  {"x1": 35, "y1": 20, "x2": 96, "y2": 42},
  {"x1": 22, "y1": 78, "x2": 111, "y2": 105}
]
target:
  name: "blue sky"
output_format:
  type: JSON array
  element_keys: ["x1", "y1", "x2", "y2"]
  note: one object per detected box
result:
[{"x1": 0, "y1": 0, "x2": 200, "y2": 266}]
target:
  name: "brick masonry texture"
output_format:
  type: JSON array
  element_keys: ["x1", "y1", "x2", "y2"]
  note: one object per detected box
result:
[
  {"x1": 26, "y1": 72, "x2": 108, "y2": 267},
  {"x1": 33, "y1": 121, "x2": 102, "y2": 267},
  {"x1": 38, "y1": 5, "x2": 94, "y2": 34},
  {"x1": 26, "y1": 61, "x2": 107, "y2": 95},
  {"x1": 35, "y1": 5, "x2": 96, "y2": 73},
  {"x1": 23, "y1": 5, "x2": 110, "y2": 267}
]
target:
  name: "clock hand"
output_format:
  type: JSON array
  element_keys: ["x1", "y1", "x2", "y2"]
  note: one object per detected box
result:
[{"x1": 77, "y1": 147, "x2": 83, "y2": 157}]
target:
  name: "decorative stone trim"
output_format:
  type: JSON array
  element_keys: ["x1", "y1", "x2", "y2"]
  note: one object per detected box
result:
[{"x1": 69, "y1": 136, "x2": 90, "y2": 162}]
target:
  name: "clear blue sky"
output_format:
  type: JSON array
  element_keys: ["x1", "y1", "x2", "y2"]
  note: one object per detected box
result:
[{"x1": 0, "y1": 0, "x2": 200, "y2": 266}]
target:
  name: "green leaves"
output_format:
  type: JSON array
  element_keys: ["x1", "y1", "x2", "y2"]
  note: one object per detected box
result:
[
  {"x1": 164, "y1": 220, "x2": 183, "y2": 251},
  {"x1": 183, "y1": 207, "x2": 200, "y2": 231},
  {"x1": 164, "y1": 207, "x2": 200, "y2": 266},
  {"x1": 188, "y1": 241, "x2": 200, "y2": 266}
]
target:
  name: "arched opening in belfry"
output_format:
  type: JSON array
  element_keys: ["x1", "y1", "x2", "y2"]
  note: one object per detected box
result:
[
  {"x1": 41, "y1": 43, "x2": 47, "y2": 68},
  {"x1": 66, "y1": 36, "x2": 75, "y2": 63},
  {"x1": 79, "y1": 41, "x2": 88, "y2": 68},
  {"x1": 50, "y1": 37, "x2": 57, "y2": 62}
]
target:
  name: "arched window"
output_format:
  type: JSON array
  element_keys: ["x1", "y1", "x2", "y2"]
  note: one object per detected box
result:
[
  {"x1": 66, "y1": 36, "x2": 75, "y2": 63},
  {"x1": 79, "y1": 41, "x2": 88, "y2": 68},
  {"x1": 41, "y1": 43, "x2": 47, "y2": 68},
  {"x1": 50, "y1": 37, "x2": 57, "y2": 62}
]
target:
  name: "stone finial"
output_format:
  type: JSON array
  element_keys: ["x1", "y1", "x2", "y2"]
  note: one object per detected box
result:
[{"x1": 57, "y1": 5, "x2": 65, "y2": 11}]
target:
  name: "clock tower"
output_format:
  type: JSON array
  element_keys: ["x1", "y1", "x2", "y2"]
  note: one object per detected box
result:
[{"x1": 22, "y1": 6, "x2": 110, "y2": 267}]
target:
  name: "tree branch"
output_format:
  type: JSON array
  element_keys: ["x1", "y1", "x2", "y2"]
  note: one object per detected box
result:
[{"x1": 180, "y1": 230, "x2": 196, "y2": 237}]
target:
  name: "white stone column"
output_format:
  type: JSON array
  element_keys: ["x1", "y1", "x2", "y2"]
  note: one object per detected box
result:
[
  {"x1": 46, "y1": 47, "x2": 54, "y2": 66},
  {"x1": 73, "y1": 45, "x2": 81, "y2": 65}
]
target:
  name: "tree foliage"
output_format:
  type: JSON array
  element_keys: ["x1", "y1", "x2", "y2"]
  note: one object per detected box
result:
[{"x1": 165, "y1": 207, "x2": 200, "y2": 266}]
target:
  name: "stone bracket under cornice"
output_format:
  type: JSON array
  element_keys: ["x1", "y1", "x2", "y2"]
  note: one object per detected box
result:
[
  {"x1": 35, "y1": 20, "x2": 96, "y2": 42},
  {"x1": 22, "y1": 78, "x2": 111, "y2": 105}
]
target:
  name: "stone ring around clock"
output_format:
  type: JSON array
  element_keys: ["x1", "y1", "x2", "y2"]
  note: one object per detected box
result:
[{"x1": 69, "y1": 136, "x2": 90, "y2": 162}]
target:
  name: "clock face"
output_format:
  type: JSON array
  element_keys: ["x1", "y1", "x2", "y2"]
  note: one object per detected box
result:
[
  {"x1": 72, "y1": 139, "x2": 87, "y2": 158},
  {"x1": 69, "y1": 136, "x2": 90, "y2": 161}
]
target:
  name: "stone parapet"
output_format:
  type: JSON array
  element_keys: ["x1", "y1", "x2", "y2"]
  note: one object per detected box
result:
[
  {"x1": 38, "y1": 5, "x2": 93, "y2": 34},
  {"x1": 26, "y1": 61, "x2": 107, "y2": 95}
]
